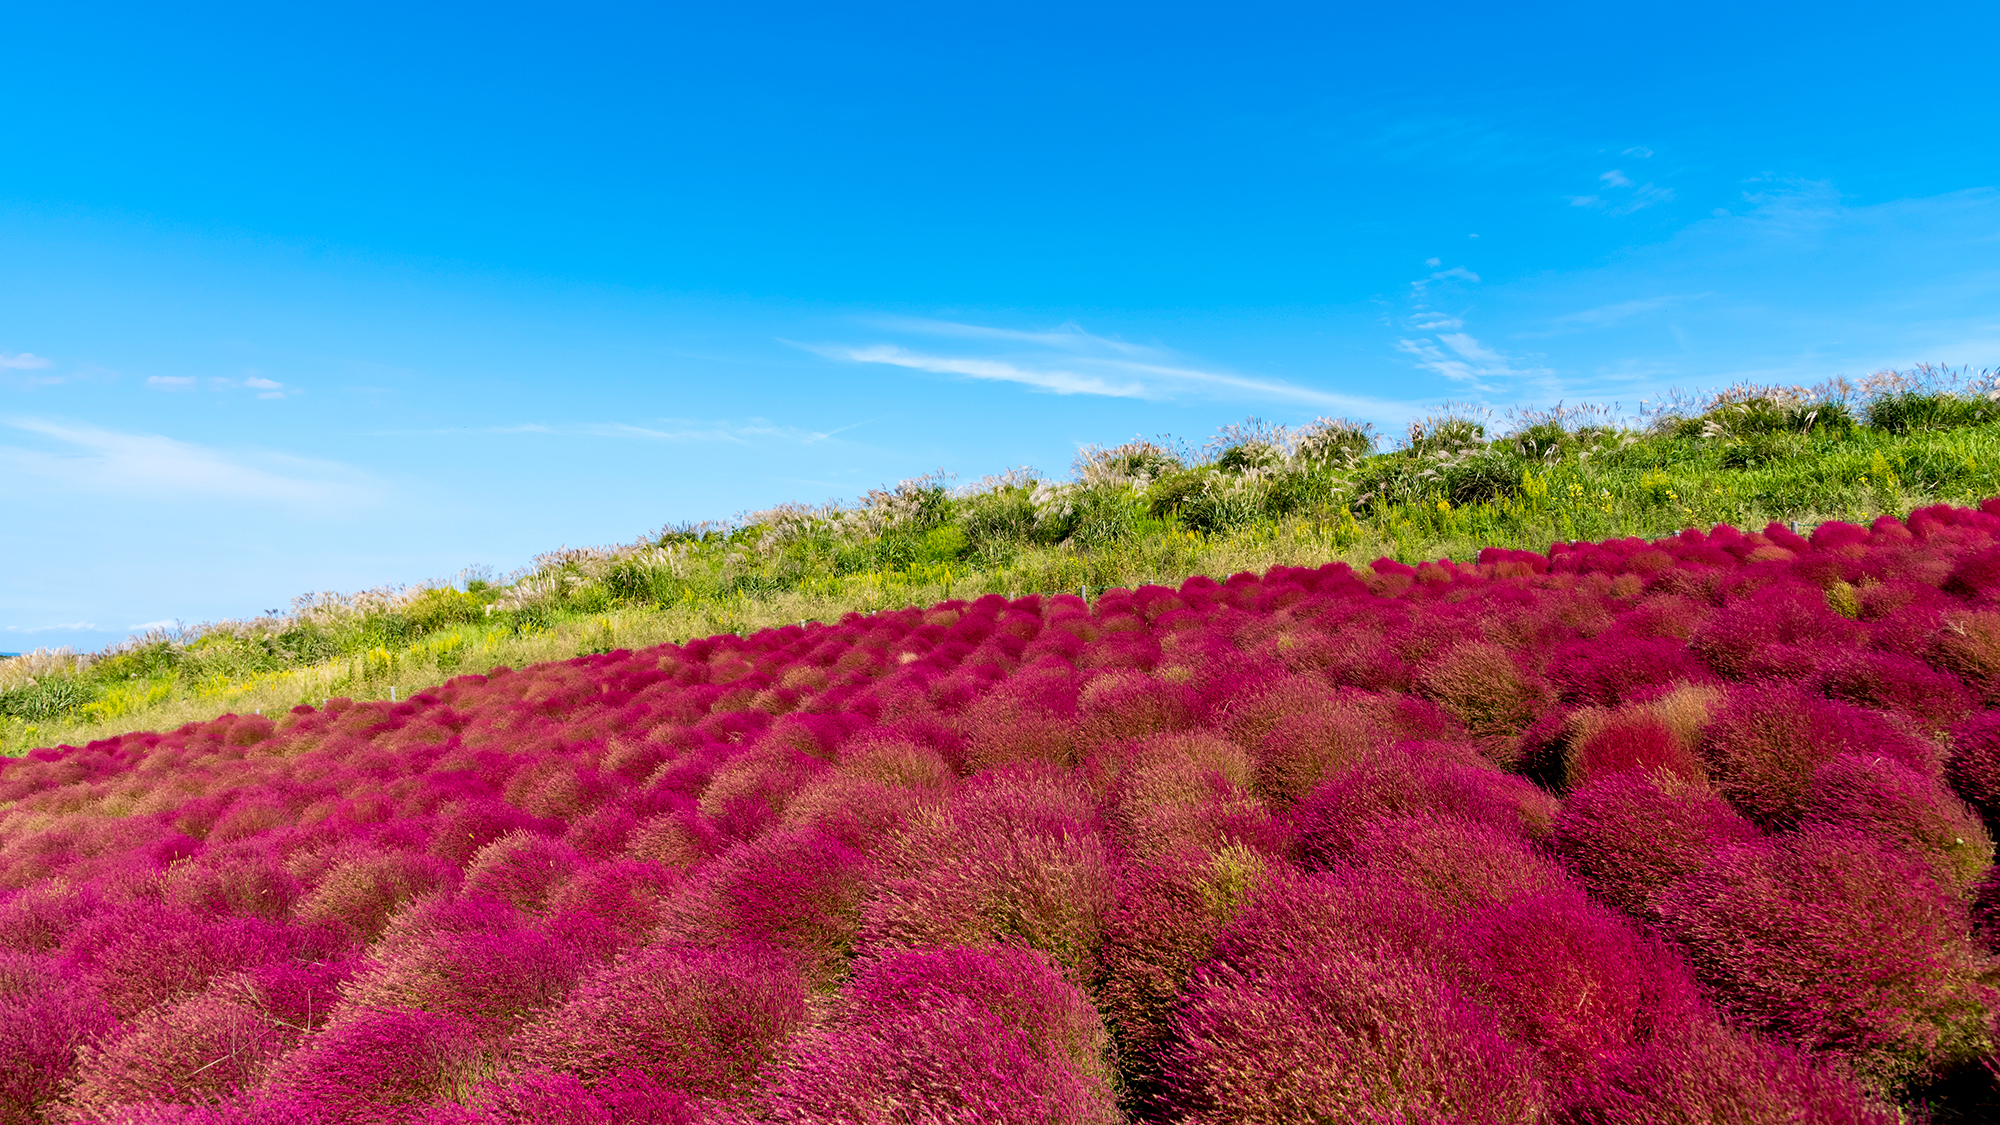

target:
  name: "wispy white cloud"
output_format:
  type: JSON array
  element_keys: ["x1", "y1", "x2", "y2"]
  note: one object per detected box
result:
[
  {"x1": 0, "y1": 353, "x2": 53, "y2": 370},
  {"x1": 800, "y1": 419, "x2": 875, "y2": 445},
  {"x1": 386, "y1": 417, "x2": 844, "y2": 444},
  {"x1": 129, "y1": 619, "x2": 179, "y2": 631},
  {"x1": 560, "y1": 420, "x2": 792, "y2": 442},
  {"x1": 1623, "y1": 146, "x2": 1655, "y2": 158},
  {"x1": 1395, "y1": 332, "x2": 1553, "y2": 389},
  {"x1": 1613, "y1": 185, "x2": 1675, "y2": 215},
  {"x1": 3, "y1": 621, "x2": 104, "y2": 634},
  {"x1": 144, "y1": 372, "x2": 300, "y2": 398},
  {"x1": 1406, "y1": 266, "x2": 1483, "y2": 306},
  {"x1": 1569, "y1": 168, "x2": 1675, "y2": 215},
  {"x1": 799, "y1": 322, "x2": 1400, "y2": 413},
  {"x1": 860, "y1": 317, "x2": 1153, "y2": 356},
  {"x1": 1406, "y1": 312, "x2": 1465, "y2": 332},
  {"x1": 0, "y1": 418, "x2": 381, "y2": 506},
  {"x1": 1412, "y1": 266, "x2": 1480, "y2": 288},
  {"x1": 1518, "y1": 294, "x2": 1714, "y2": 337},
  {"x1": 818, "y1": 343, "x2": 1149, "y2": 398},
  {"x1": 1437, "y1": 333, "x2": 1510, "y2": 364},
  {"x1": 1394, "y1": 265, "x2": 1554, "y2": 392}
]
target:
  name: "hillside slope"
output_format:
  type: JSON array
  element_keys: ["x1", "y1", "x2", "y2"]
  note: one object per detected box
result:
[
  {"x1": 7, "y1": 503, "x2": 2000, "y2": 1120},
  {"x1": 6, "y1": 368, "x2": 1999, "y2": 756}
]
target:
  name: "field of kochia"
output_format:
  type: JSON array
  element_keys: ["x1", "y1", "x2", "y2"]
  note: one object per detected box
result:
[{"x1": 12, "y1": 502, "x2": 2000, "y2": 1122}]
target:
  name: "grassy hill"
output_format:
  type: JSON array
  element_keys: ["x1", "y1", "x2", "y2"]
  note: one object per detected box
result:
[{"x1": 5, "y1": 364, "x2": 1997, "y2": 757}]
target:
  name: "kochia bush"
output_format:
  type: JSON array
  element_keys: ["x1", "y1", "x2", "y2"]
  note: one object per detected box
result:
[{"x1": 1655, "y1": 828, "x2": 1997, "y2": 1093}]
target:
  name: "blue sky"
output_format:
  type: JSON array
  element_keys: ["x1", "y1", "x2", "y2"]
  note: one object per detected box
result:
[{"x1": 4, "y1": 0, "x2": 1998, "y2": 652}]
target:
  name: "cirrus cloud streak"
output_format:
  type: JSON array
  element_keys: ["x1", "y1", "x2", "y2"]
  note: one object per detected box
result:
[
  {"x1": 799, "y1": 319, "x2": 1403, "y2": 414},
  {"x1": 0, "y1": 417, "x2": 382, "y2": 507}
]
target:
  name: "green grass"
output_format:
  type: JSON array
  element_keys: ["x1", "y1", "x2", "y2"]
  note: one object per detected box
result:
[{"x1": 6, "y1": 373, "x2": 1999, "y2": 757}]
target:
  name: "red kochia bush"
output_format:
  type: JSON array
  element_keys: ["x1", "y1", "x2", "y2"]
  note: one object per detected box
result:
[
  {"x1": 1248, "y1": 702, "x2": 1395, "y2": 806},
  {"x1": 263, "y1": 1007, "x2": 490, "y2": 1125},
  {"x1": 1548, "y1": 632, "x2": 1714, "y2": 708},
  {"x1": 461, "y1": 832, "x2": 585, "y2": 914},
  {"x1": 1415, "y1": 640, "x2": 1552, "y2": 740},
  {"x1": 1292, "y1": 745, "x2": 1554, "y2": 866},
  {"x1": 1347, "y1": 812, "x2": 1571, "y2": 914},
  {"x1": 1655, "y1": 828, "x2": 1997, "y2": 1093},
  {"x1": 760, "y1": 945, "x2": 1119, "y2": 1125},
  {"x1": 1816, "y1": 650, "x2": 1973, "y2": 733},
  {"x1": 60, "y1": 903, "x2": 322, "y2": 1019},
  {"x1": 1465, "y1": 888, "x2": 1705, "y2": 1085},
  {"x1": 1553, "y1": 771, "x2": 1759, "y2": 918},
  {"x1": 1093, "y1": 844, "x2": 1267, "y2": 1092},
  {"x1": 1698, "y1": 684, "x2": 1940, "y2": 827},
  {"x1": 339, "y1": 895, "x2": 583, "y2": 1035},
  {"x1": 418, "y1": 1069, "x2": 701, "y2": 1125},
  {"x1": 1689, "y1": 580, "x2": 1862, "y2": 679},
  {"x1": 516, "y1": 940, "x2": 805, "y2": 1098},
  {"x1": 1798, "y1": 753, "x2": 1993, "y2": 895},
  {"x1": 860, "y1": 765, "x2": 1115, "y2": 977},
  {"x1": 0, "y1": 972, "x2": 115, "y2": 1125},
  {"x1": 1947, "y1": 708, "x2": 2000, "y2": 822},
  {"x1": 161, "y1": 845, "x2": 303, "y2": 921},
  {"x1": 63, "y1": 974, "x2": 312, "y2": 1119},
  {"x1": 1162, "y1": 869, "x2": 1545, "y2": 1124},
  {"x1": 292, "y1": 847, "x2": 460, "y2": 942},
  {"x1": 1571, "y1": 1025, "x2": 1896, "y2": 1125},
  {"x1": 654, "y1": 826, "x2": 867, "y2": 985},
  {"x1": 1101, "y1": 732, "x2": 1281, "y2": 860},
  {"x1": 543, "y1": 859, "x2": 682, "y2": 945},
  {"x1": 1566, "y1": 711, "x2": 1706, "y2": 789}
]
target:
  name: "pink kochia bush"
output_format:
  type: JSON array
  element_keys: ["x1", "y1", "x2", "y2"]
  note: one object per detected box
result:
[
  {"x1": 759, "y1": 945, "x2": 1119, "y2": 1125},
  {"x1": 23, "y1": 508, "x2": 2000, "y2": 1121}
]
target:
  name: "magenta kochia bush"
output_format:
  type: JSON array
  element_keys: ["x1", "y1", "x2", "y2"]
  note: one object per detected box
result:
[
  {"x1": 1292, "y1": 744, "x2": 1555, "y2": 866},
  {"x1": 654, "y1": 825, "x2": 867, "y2": 984},
  {"x1": 516, "y1": 940, "x2": 805, "y2": 1098},
  {"x1": 859, "y1": 764, "x2": 1116, "y2": 977},
  {"x1": 1093, "y1": 844, "x2": 1267, "y2": 1100},
  {"x1": 1548, "y1": 631, "x2": 1715, "y2": 708},
  {"x1": 1798, "y1": 753, "x2": 1993, "y2": 895},
  {"x1": 262, "y1": 1007, "x2": 491, "y2": 1125},
  {"x1": 418, "y1": 1069, "x2": 701, "y2": 1125},
  {"x1": 1572, "y1": 1027, "x2": 1897, "y2": 1125},
  {"x1": 1162, "y1": 869, "x2": 1547, "y2": 1124},
  {"x1": 1697, "y1": 684, "x2": 1939, "y2": 827},
  {"x1": 1553, "y1": 770, "x2": 1760, "y2": 917},
  {"x1": 63, "y1": 971, "x2": 326, "y2": 1120},
  {"x1": 338, "y1": 895, "x2": 583, "y2": 1035},
  {"x1": 1655, "y1": 828, "x2": 1998, "y2": 1091},
  {"x1": 0, "y1": 967, "x2": 115, "y2": 1125},
  {"x1": 760, "y1": 945, "x2": 1120, "y2": 1125},
  {"x1": 17, "y1": 507, "x2": 2000, "y2": 1119},
  {"x1": 1947, "y1": 708, "x2": 2000, "y2": 823},
  {"x1": 1464, "y1": 888, "x2": 1705, "y2": 1084}
]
